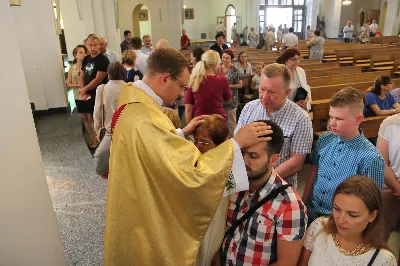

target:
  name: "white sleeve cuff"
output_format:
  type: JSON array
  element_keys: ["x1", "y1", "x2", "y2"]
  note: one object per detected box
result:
[
  {"x1": 177, "y1": 128, "x2": 185, "y2": 138},
  {"x1": 223, "y1": 139, "x2": 249, "y2": 197}
]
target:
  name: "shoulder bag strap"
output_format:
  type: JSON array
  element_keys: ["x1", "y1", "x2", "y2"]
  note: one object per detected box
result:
[
  {"x1": 101, "y1": 84, "x2": 105, "y2": 128},
  {"x1": 223, "y1": 184, "x2": 290, "y2": 241},
  {"x1": 366, "y1": 249, "x2": 380, "y2": 266}
]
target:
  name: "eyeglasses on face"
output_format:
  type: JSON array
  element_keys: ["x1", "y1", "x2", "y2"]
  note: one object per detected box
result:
[
  {"x1": 288, "y1": 56, "x2": 301, "y2": 62},
  {"x1": 189, "y1": 136, "x2": 214, "y2": 146},
  {"x1": 170, "y1": 74, "x2": 189, "y2": 91}
]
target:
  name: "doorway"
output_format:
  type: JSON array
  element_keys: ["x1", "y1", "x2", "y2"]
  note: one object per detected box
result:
[
  {"x1": 266, "y1": 7, "x2": 293, "y2": 31},
  {"x1": 225, "y1": 4, "x2": 237, "y2": 43},
  {"x1": 132, "y1": 4, "x2": 152, "y2": 39},
  {"x1": 381, "y1": 1, "x2": 388, "y2": 33}
]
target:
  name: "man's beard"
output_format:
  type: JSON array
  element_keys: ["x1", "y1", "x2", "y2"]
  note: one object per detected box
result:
[{"x1": 247, "y1": 159, "x2": 270, "y2": 183}]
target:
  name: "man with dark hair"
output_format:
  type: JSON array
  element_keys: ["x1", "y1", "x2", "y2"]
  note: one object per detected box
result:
[
  {"x1": 210, "y1": 33, "x2": 228, "y2": 57},
  {"x1": 104, "y1": 48, "x2": 273, "y2": 265},
  {"x1": 220, "y1": 120, "x2": 307, "y2": 265},
  {"x1": 120, "y1": 30, "x2": 133, "y2": 53},
  {"x1": 281, "y1": 27, "x2": 298, "y2": 49},
  {"x1": 131, "y1": 36, "x2": 148, "y2": 75},
  {"x1": 79, "y1": 35, "x2": 109, "y2": 145}
]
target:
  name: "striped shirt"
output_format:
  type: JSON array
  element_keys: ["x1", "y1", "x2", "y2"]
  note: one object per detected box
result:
[
  {"x1": 306, "y1": 130, "x2": 384, "y2": 224},
  {"x1": 235, "y1": 99, "x2": 313, "y2": 188}
]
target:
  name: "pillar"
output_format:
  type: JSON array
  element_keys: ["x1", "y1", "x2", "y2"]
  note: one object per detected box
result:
[
  {"x1": 323, "y1": 0, "x2": 342, "y2": 38},
  {"x1": 0, "y1": 0, "x2": 66, "y2": 265}
]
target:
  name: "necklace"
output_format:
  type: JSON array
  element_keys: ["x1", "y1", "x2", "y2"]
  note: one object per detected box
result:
[{"x1": 332, "y1": 233, "x2": 371, "y2": 256}]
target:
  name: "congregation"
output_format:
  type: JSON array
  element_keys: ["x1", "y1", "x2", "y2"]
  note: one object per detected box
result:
[{"x1": 65, "y1": 19, "x2": 400, "y2": 265}]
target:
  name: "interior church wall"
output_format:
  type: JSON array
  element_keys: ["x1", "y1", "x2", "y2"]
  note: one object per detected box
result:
[
  {"x1": 339, "y1": 0, "x2": 380, "y2": 35},
  {"x1": 11, "y1": 0, "x2": 68, "y2": 111}
]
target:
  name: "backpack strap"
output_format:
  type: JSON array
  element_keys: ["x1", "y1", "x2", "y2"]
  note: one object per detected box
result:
[{"x1": 223, "y1": 184, "x2": 290, "y2": 242}]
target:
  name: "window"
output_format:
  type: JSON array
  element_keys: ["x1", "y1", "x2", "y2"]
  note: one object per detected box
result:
[
  {"x1": 268, "y1": 0, "x2": 278, "y2": 5},
  {"x1": 281, "y1": 0, "x2": 292, "y2": 5},
  {"x1": 293, "y1": 9, "x2": 303, "y2": 32},
  {"x1": 294, "y1": 0, "x2": 304, "y2": 5},
  {"x1": 260, "y1": 0, "x2": 266, "y2": 5}
]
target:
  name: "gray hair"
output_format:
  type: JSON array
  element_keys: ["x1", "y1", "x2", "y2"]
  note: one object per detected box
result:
[{"x1": 262, "y1": 63, "x2": 291, "y2": 89}]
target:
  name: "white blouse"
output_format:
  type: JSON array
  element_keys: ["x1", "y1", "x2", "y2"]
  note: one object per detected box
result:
[
  {"x1": 304, "y1": 218, "x2": 397, "y2": 266},
  {"x1": 94, "y1": 80, "x2": 125, "y2": 133},
  {"x1": 234, "y1": 62, "x2": 253, "y2": 75}
]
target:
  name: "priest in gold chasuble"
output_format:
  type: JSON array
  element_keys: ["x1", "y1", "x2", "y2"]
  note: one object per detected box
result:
[{"x1": 103, "y1": 48, "x2": 272, "y2": 266}]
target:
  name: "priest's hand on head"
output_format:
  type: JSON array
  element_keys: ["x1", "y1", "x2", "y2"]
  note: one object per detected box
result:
[
  {"x1": 182, "y1": 115, "x2": 210, "y2": 137},
  {"x1": 233, "y1": 122, "x2": 272, "y2": 149}
]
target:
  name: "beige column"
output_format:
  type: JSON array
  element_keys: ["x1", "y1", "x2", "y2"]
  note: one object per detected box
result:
[{"x1": 0, "y1": 1, "x2": 66, "y2": 265}]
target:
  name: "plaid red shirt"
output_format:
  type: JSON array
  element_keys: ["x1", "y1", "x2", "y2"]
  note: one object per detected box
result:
[{"x1": 222, "y1": 169, "x2": 307, "y2": 265}]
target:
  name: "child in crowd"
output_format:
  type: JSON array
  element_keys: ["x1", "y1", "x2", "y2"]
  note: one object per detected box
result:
[
  {"x1": 302, "y1": 87, "x2": 384, "y2": 225},
  {"x1": 250, "y1": 63, "x2": 264, "y2": 100}
]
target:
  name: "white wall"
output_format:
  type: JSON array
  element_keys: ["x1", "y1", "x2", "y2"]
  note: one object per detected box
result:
[
  {"x1": 139, "y1": 5, "x2": 152, "y2": 38},
  {"x1": 0, "y1": 1, "x2": 66, "y2": 265},
  {"x1": 182, "y1": 0, "x2": 258, "y2": 40},
  {"x1": 118, "y1": 0, "x2": 183, "y2": 49},
  {"x1": 380, "y1": 0, "x2": 400, "y2": 36},
  {"x1": 60, "y1": 0, "x2": 119, "y2": 61},
  {"x1": 321, "y1": 0, "x2": 342, "y2": 38},
  {"x1": 11, "y1": 0, "x2": 68, "y2": 111}
]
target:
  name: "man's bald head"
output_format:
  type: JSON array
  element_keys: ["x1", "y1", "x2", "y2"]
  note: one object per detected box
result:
[
  {"x1": 99, "y1": 36, "x2": 108, "y2": 54},
  {"x1": 154, "y1": 39, "x2": 171, "y2": 50}
]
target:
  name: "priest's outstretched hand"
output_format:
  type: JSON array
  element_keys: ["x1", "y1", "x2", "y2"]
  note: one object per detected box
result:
[
  {"x1": 182, "y1": 115, "x2": 210, "y2": 136},
  {"x1": 233, "y1": 122, "x2": 272, "y2": 149}
]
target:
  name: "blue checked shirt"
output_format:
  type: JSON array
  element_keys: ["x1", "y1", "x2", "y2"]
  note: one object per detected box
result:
[
  {"x1": 235, "y1": 99, "x2": 313, "y2": 188},
  {"x1": 307, "y1": 130, "x2": 384, "y2": 224}
]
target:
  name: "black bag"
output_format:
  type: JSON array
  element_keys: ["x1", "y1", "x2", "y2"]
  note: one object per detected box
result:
[{"x1": 294, "y1": 86, "x2": 308, "y2": 102}]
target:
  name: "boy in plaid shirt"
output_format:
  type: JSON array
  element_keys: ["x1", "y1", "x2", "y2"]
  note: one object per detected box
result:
[{"x1": 219, "y1": 120, "x2": 307, "y2": 265}]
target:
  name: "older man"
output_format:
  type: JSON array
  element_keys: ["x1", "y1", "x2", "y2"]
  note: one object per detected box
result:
[
  {"x1": 99, "y1": 37, "x2": 120, "y2": 63},
  {"x1": 343, "y1": 21, "x2": 354, "y2": 43},
  {"x1": 141, "y1": 35, "x2": 154, "y2": 55},
  {"x1": 154, "y1": 39, "x2": 171, "y2": 50},
  {"x1": 235, "y1": 63, "x2": 313, "y2": 189},
  {"x1": 103, "y1": 48, "x2": 272, "y2": 265},
  {"x1": 369, "y1": 19, "x2": 379, "y2": 37}
]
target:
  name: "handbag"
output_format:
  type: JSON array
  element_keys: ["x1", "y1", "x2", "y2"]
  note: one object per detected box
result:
[
  {"x1": 293, "y1": 71, "x2": 308, "y2": 102},
  {"x1": 96, "y1": 84, "x2": 106, "y2": 142}
]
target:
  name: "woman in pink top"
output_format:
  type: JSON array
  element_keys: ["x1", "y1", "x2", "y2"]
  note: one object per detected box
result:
[{"x1": 185, "y1": 50, "x2": 232, "y2": 123}]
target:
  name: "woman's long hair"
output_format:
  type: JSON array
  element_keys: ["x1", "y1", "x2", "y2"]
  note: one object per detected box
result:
[
  {"x1": 324, "y1": 175, "x2": 390, "y2": 251},
  {"x1": 188, "y1": 50, "x2": 221, "y2": 92},
  {"x1": 365, "y1": 75, "x2": 392, "y2": 96}
]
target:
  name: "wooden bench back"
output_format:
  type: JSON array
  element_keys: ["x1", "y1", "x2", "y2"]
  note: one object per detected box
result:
[
  {"x1": 311, "y1": 99, "x2": 388, "y2": 137},
  {"x1": 301, "y1": 62, "x2": 340, "y2": 70},
  {"x1": 307, "y1": 70, "x2": 391, "y2": 87},
  {"x1": 305, "y1": 66, "x2": 362, "y2": 78}
]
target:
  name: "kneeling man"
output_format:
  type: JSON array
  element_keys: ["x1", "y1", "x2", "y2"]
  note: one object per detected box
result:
[{"x1": 221, "y1": 120, "x2": 308, "y2": 265}]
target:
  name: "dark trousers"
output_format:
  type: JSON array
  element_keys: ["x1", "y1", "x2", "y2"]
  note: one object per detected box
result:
[{"x1": 344, "y1": 38, "x2": 351, "y2": 43}]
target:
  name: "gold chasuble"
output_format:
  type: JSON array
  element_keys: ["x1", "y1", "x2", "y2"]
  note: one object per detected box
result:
[{"x1": 104, "y1": 85, "x2": 234, "y2": 265}]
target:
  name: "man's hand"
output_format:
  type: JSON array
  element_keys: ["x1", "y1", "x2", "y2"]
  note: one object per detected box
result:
[
  {"x1": 233, "y1": 122, "x2": 272, "y2": 149},
  {"x1": 393, "y1": 192, "x2": 400, "y2": 200},
  {"x1": 182, "y1": 115, "x2": 209, "y2": 136},
  {"x1": 79, "y1": 87, "x2": 86, "y2": 95}
]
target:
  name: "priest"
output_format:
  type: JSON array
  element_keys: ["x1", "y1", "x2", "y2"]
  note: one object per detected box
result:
[{"x1": 103, "y1": 48, "x2": 272, "y2": 265}]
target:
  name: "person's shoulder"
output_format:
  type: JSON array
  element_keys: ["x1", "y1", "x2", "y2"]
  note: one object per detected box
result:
[
  {"x1": 242, "y1": 99, "x2": 262, "y2": 113},
  {"x1": 381, "y1": 114, "x2": 400, "y2": 128},
  {"x1": 286, "y1": 100, "x2": 310, "y2": 118},
  {"x1": 317, "y1": 131, "x2": 337, "y2": 145},
  {"x1": 376, "y1": 249, "x2": 397, "y2": 265}
]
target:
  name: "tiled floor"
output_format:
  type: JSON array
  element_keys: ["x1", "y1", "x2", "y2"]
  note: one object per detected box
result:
[{"x1": 36, "y1": 113, "x2": 399, "y2": 265}]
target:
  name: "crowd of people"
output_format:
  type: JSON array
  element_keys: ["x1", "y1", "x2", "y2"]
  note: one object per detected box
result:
[{"x1": 66, "y1": 27, "x2": 400, "y2": 265}]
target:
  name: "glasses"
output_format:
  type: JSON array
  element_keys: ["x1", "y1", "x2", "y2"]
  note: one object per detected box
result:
[
  {"x1": 288, "y1": 56, "x2": 301, "y2": 62},
  {"x1": 170, "y1": 74, "x2": 189, "y2": 91},
  {"x1": 189, "y1": 136, "x2": 214, "y2": 146}
]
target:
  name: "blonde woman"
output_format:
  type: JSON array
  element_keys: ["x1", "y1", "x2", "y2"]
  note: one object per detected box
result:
[{"x1": 185, "y1": 50, "x2": 232, "y2": 124}]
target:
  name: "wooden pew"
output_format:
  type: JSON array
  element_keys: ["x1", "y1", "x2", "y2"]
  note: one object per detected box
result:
[
  {"x1": 311, "y1": 99, "x2": 388, "y2": 138},
  {"x1": 307, "y1": 70, "x2": 391, "y2": 87},
  {"x1": 301, "y1": 62, "x2": 340, "y2": 70},
  {"x1": 305, "y1": 66, "x2": 362, "y2": 78},
  {"x1": 370, "y1": 53, "x2": 400, "y2": 72}
]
